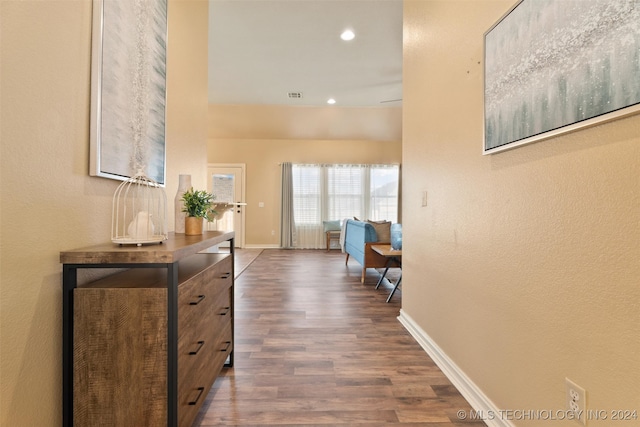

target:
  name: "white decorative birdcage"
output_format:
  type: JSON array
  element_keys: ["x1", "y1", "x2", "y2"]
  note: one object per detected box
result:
[{"x1": 112, "y1": 171, "x2": 168, "y2": 246}]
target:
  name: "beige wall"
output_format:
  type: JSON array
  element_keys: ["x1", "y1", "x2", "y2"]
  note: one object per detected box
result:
[
  {"x1": 0, "y1": 1, "x2": 209, "y2": 425},
  {"x1": 208, "y1": 135, "x2": 402, "y2": 246},
  {"x1": 403, "y1": 1, "x2": 640, "y2": 425},
  {"x1": 165, "y1": 0, "x2": 210, "y2": 200},
  {"x1": 209, "y1": 103, "x2": 402, "y2": 141}
]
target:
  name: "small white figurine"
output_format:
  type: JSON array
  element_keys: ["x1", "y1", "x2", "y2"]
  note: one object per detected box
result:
[{"x1": 128, "y1": 211, "x2": 154, "y2": 240}]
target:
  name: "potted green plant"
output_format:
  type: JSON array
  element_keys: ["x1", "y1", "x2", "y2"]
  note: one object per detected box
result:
[{"x1": 181, "y1": 188, "x2": 217, "y2": 235}]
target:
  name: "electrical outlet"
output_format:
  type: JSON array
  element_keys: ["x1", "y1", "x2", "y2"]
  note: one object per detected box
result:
[
  {"x1": 422, "y1": 191, "x2": 428, "y2": 207},
  {"x1": 566, "y1": 378, "x2": 587, "y2": 426}
]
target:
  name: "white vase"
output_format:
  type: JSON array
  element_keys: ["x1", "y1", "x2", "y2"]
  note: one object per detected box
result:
[{"x1": 174, "y1": 174, "x2": 191, "y2": 233}]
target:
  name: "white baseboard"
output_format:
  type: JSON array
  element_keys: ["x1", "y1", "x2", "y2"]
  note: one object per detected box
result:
[
  {"x1": 242, "y1": 244, "x2": 280, "y2": 249},
  {"x1": 398, "y1": 309, "x2": 514, "y2": 427}
]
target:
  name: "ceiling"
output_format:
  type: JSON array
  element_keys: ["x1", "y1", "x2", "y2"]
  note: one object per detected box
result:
[{"x1": 208, "y1": 0, "x2": 403, "y2": 107}]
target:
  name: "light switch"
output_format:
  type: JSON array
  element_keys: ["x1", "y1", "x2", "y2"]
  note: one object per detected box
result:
[
  {"x1": 422, "y1": 191, "x2": 428, "y2": 207},
  {"x1": 258, "y1": 202, "x2": 265, "y2": 208}
]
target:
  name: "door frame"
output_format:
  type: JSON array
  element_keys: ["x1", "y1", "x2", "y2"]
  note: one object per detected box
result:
[{"x1": 207, "y1": 163, "x2": 246, "y2": 248}]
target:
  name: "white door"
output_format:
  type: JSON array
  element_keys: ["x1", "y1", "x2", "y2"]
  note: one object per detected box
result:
[{"x1": 206, "y1": 165, "x2": 246, "y2": 248}]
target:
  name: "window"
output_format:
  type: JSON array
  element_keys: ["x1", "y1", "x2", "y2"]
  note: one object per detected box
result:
[
  {"x1": 369, "y1": 166, "x2": 399, "y2": 221},
  {"x1": 291, "y1": 166, "x2": 321, "y2": 225},
  {"x1": 291, "y1": 164, "x2": 399, "y2": 248}
]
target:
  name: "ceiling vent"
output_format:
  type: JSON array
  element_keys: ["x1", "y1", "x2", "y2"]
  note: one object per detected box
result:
[{"x1": 287, "y1": 92, "x2": 303, "y2": 99}]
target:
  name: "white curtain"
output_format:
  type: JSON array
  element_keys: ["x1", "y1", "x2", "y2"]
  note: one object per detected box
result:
[
  {"x1": 291, "y1": 164, "x2": 325, "y2": 248},
  {"x1": 289, "y1": 164, "x2": 399, "y2": 249}
]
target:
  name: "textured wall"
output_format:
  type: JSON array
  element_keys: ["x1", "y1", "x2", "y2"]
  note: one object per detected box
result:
[
  {"x1": 402, "y1": 1, "x2": 640, "y2": 425},
  {"x1": 0, "y1": 1, "x2": 209, "y2": 425},
  {"x1": 209, "y1": 104, "x2": 402, "y2": 141}
]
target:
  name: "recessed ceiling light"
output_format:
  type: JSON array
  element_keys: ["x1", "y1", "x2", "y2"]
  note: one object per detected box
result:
[
  {"x1": 340, "y1": 29, "x2": 355, "y2": 41},
  {"x1": 327, "y1": 98, "x2": 336, "y2": 105}
]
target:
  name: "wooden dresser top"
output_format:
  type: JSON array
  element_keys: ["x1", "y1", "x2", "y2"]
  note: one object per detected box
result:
[{"x1": 60, "y1": 231, "x2": 235, "y2": 265}]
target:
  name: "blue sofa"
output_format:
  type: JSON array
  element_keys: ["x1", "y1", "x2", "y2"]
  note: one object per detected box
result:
[{"x1": 343, "y1": 219, "x2": 397, "y2": 283}]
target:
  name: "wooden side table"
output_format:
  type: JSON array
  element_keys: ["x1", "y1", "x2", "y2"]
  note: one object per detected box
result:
[
  {"x1": 371, "y1": 244, "x2": 402, "y2": 302},
  {"x1": 326, "y1": 230, "x2": 341, "y2": 251}
]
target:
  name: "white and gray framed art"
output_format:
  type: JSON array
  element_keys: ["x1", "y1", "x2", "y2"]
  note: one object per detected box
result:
[
  {"x1": 89, "y1": 0, "x2": 167, "y2": 184},
  {"x1": 483, "y1": 0, "x2": 640, "y2": 154}
]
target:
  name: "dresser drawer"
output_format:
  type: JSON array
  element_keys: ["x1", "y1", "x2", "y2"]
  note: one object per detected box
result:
[
  {"x1": 178, "y1": 278, "x2": 232, "y2": 356},
  {"x1": 208, "y1": 320, "x2": 233, "y2": 376},
  {"x1": 177, "y1": 322, "x2": 232, "y2": 427},
  {"x1": 177, "y1": 288, "x2": 231, "y2": 370},
  {"x1": 206, "y1": 254, "x2": 233, "y2": 296},
  {"x1": 177, "y1": 255, "x2": 232, "y2": 333}
]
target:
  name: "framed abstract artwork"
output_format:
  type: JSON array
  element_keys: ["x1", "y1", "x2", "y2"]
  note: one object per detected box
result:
[
  {"x1": 89, "y1": 0, "x2": 167, "y2": 184},
  {"x1": 483, "y1": 0, "x2": 640, "y2": 154}
]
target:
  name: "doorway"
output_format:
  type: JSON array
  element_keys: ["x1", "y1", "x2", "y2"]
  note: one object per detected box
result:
[{"x1": 207, "y1": 164, "x2": 246, "y2": 248}]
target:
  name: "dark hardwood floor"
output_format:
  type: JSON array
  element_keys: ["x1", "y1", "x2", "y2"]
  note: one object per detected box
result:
[{"x1": 194, "y1": 249, "x2": 486, "y2": 426}]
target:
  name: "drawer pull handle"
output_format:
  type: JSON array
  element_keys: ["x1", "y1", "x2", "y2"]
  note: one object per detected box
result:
[
  {"x1": 220, "y1": 341, "x2": 231, "y2": 352},
  {"x1": 189, "y1": 340, "x2": 205, "y2": 355},
  {"x1": 220, "y1": 272, "x2": 231, "y2": 279},
  {"x1": 189, "y1": 295, "x2": 205, "y2": 305},
  {"x1": 188, "y1": 387, "x2": 205, "y2": 406},
  {"x1": 219, "y1": 306, "x2": 231, "y2": 316}
]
